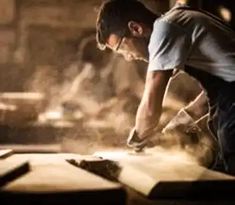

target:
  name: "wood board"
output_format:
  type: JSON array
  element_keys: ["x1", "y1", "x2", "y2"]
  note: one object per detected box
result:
[
  {"x1": 0, "y1": 144, "x2": 61, "y2": 153},
  {"x1": 0, "y1": 149, "x2": 13, "y2": 159},
  {"x1": 0, "y1": 160, "x2": 29, "y2": 187},
  {"x1": 93, "y1": 147, "x2": 235, "y2": 200},
  {"x1": 0, "y1": 154, "x2": 126, "y2": 205}
]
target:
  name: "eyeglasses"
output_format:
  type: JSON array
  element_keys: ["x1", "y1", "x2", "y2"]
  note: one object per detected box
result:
[
  {"x1": 114, "y1": 29, "x2": 128, "y2": 51},
  {"x1": 114, "y1": 35, "x2": 125, "y2": 51}
]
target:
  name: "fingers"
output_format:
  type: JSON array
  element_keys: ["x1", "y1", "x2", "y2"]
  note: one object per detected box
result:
[
  {"x1": 127, "y1": 127, "x2": 161, "y2": 152},
  {"x1": 127, "y1": 128, "x2": 148, "y2": 151}
]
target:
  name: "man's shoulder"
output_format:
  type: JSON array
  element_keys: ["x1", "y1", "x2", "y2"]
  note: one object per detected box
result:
[
  {"x1": 153, "y1": 4, "x2": 205, "y2": 33},
  {"x1": 158, "y1": 5, "x2": 189, "y2": 22},
  {"x1": 162, "y1": 6, "x2": 184, "y2": 19},
  {"x1": 152, "y1": 8, "x2": 188, "y2": 36}
]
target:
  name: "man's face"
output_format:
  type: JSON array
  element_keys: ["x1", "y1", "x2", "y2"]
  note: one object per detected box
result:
[{"x1": 106, "y1": 22, "x2": 150, "y2": 62}]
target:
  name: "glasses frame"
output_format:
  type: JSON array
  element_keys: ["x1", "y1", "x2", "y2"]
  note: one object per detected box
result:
[
  {"x1": 114, "y1": 35, "x2": 125, "y2": 51},
  {"x1": 114, "y1": 29, "x2": 129, "y2": 51}
]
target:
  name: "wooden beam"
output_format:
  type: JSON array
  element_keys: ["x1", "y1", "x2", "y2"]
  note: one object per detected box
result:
[
  {"x1": 0, "y1": 149, "x2": 13, "y2": 159},
  {"x1": 0, "y1": 160, "x2": 30, "y2": 187},
  {"x1": 1, "y1": 154, "x2": 126, "y2": 205}
]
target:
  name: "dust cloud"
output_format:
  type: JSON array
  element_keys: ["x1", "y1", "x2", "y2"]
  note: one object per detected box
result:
[{"x1": 24, "y1": 33, "x2": 215, "y2": 169}]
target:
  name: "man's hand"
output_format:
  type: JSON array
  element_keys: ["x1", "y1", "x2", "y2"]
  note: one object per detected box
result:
[
  {"x1": 127, "y1": 128, "x2": 162, "y2": 152},
  {"x1": 162, "y1": 109, "x2": 199, "y2": 134},
  {"x1": 162, "y1": 91, "x2": 209, "y2": 139},
  {"x1": 127, "y1": 128, "x2": 154, "y2": 152},
  {"x1": 162, "y1": 108, "x2": 207, "y2": 146}
]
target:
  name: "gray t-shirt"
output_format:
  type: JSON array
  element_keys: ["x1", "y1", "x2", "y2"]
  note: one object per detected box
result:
[{"x1": 148, "y1": 5, "x2": 235, "y2": 82}]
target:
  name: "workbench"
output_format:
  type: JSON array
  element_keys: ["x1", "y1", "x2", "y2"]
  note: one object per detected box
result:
[
  {"x1": 0, "y1": 148, "x2": 235, "y2": 205},
  {"x1": 0, "y1": 152, "x2": 125, "y2": 205}
]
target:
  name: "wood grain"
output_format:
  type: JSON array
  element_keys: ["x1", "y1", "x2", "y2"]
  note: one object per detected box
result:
[
  {"x1": 0, "y1": 154, "x2": 125, "y2": 205},
  {"x1": 95, "y1": 147, "x2": 235, "y2": 200}
]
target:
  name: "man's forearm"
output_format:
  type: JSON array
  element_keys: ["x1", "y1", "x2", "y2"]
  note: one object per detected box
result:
[
  {"x1": 184, "y1": 91, "x2": 208, "y2": 120},
  {"x1": 135, "y1": 70, "x2": 172, "y2": 139},
  {"x1": 135, "y1": 91, "x2": 161, "y2": 139}
]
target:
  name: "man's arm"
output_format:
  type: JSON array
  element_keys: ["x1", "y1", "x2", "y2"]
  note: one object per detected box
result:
[
  {"x1": 162, "y1": 90, "x2": 209, "y2": 134},
  {"x1": 184, "y1": 91, "x2": 208, "y2": 120},
  {"x1": 135, "y1": 70, "x2": 173, "y2": 140}
]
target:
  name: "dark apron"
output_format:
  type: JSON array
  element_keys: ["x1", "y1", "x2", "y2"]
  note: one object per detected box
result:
[
  {"x1": 164, "y1": 5, "x2": 235, "y2": 174},
  {"x1": 171, "y1": 4, "x2": 235, "y2": 174},
  {"x1": 185, "y1": 66, "x2": 235, "y2": 174}
]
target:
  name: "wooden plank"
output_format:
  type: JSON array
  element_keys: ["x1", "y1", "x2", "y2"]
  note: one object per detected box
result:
[
  {"x1": 0, "y1": 154, "x2": 126, "y2": 205},
  {"x1": 94, "y1": 147, "x2": 235, "y2": 200},
  {"x1": 0, "y1": 160, "x2": 30, "y2": 187},
  {"x1": 0, "y1": 144, "x2": 61, "y2": 153},
  {"x1": 0, "y1": 149, "x2": 13, "y2": 159}
]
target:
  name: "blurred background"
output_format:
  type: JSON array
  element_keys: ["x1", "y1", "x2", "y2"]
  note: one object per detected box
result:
[{"x1": 0, "y1": 0, "x2": 234, "y2": 154}]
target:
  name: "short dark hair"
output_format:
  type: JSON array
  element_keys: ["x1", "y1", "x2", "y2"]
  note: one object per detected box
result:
[{"x1": 96, "y1": 0, "x2": 157, "y2": 50}]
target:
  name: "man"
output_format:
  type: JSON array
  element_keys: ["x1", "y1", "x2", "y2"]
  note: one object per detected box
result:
[{"x1": 96, "y1": 0, "x2": 235, "y2": 175}]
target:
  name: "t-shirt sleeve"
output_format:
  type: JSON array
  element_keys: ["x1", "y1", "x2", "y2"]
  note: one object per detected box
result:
[{"x1": 148, "y1": 20, "x2": 192, "y2": 71}]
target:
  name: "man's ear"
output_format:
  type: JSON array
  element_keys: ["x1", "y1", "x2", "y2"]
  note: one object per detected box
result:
[{"x1": 128, "y1": 21, "x2": 143, "y2": 37}]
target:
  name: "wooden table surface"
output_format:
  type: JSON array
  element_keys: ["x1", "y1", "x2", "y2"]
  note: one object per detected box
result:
[
  {"x1": 94, "y1": 147, "x2": 235, "y2": 199},
  {"x1": 0, "y1": 153, "x2": 126, "y2": 205},
  {"x1": 1, "y1": 148, "x2": 235, "y2": 205}
]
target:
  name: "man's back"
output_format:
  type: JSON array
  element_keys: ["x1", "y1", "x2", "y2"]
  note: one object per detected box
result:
[{"x1": 148, "y1": 5, "x2": 235, "y2": 82}]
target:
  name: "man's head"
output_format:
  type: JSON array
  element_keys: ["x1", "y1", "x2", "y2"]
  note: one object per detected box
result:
[{"x1": 96, "y1": 0, "x2": 158, "y2": 62}]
